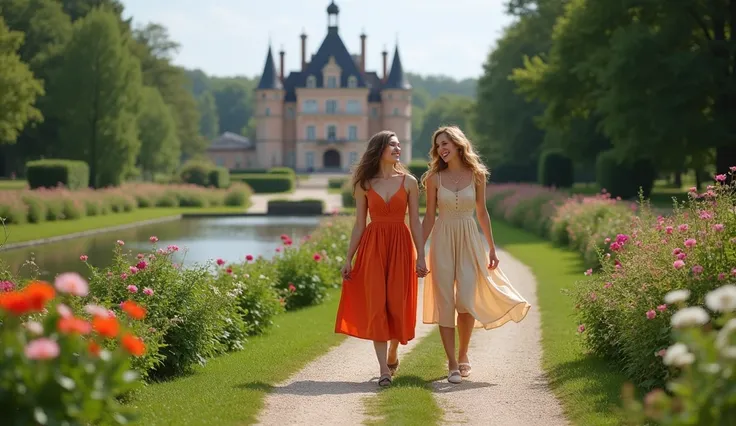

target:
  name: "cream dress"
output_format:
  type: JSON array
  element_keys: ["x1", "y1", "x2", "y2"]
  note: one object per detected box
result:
[{"x1": 423, "y1": 172, "x2": 531, "y2": 329}]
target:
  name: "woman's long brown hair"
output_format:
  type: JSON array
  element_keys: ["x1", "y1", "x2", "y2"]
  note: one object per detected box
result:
[{"x1": 351, "y1": 130, "x2": 411, "y2": 194}]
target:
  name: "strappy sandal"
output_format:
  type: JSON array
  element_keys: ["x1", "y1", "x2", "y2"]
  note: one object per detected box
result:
[
  {"x1": 458, "y1": 362, "x2": 472, "y2": 378},
  {"x1": 387, "y1": 359, "x2": 399, "y2": 376},
  {"x1": 447, "y1": 370, "x2": 462, "y2": 384},
  {"x1": 378, "y1": 373, "x2": 393, "y2": 387}
]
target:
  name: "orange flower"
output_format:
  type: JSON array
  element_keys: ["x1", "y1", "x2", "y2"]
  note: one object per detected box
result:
[
  {"x1": 92, "y1": 316, "x2": 119, "y2": 338},
  {"x1": 88, "y1": 340, "x2": 101, "y2": 356},
  {"x1": 0, "y1": 292, "x2": 32, "y2": 315},
  {"x1": 58, "y1": 316, "x2": 91, "y2": 335},
  {"x1": 23, "y1": 281, "x2": 56, "y2": 311},
  {"x1": 121, "y1": 333, "x2": 145, "y2": 356},
  {"x1": 121, "y1": 300, "x2": 146, "y2": 320}
]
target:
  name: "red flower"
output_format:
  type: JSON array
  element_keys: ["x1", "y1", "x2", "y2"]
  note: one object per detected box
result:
[
  {"x1": 92, "y1": 316, "x2": 120, "y2": 338},
  {"x1": 216, "y1": 258, "x2": 225, "y2": 266},
  {"x1": 121, "y1": 300, "x2": 146, "y2": 320},
  {"x1": 121, "y1": 333, "x2": 146, "y2": 356},
  {"x1": 226, "y1": 267, "x2": 233, "y2": 274},
  {"x1": 288, "y1": 283, "x2": 296, "y2": 292},
  {"x1": 313, "y1": 253, "x2": 322, "y2": 262},
  {"x1": 246, "y1": 255, "x2": 254, "y2": 262},
  {"x1": 136, "y1": 260, "x2": 147, "y2": 270}
]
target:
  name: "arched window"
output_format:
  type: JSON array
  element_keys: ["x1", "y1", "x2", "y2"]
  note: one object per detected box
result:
[
  {"x1": 347, "y1": 76, "x2": 358, "y2": 88},
  {"x1": 306, "y1": 75, "x2": 317, "y2": 88}
]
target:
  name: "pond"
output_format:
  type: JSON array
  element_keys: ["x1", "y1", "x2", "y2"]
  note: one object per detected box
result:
[{"x1": 1, "y1": 216, "x2": 322, "y2": 280}]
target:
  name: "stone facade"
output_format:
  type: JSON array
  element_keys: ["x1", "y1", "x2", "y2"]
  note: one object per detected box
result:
[{"x1": 253, "y1": 1, "x2": 412, "y2": 172}]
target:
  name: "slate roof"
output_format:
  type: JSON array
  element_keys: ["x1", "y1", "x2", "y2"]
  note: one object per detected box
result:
[
  {"x1": 384, "y1": 46, "x2": 411, "y2": 90},
  {"x1": 256, "y1": 46, "x2": 283, "y2": 90},
  {"x1": 208, "y1": 132, "x2": 254, "y2": 151}
]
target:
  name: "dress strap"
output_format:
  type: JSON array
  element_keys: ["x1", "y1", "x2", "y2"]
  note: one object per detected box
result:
[{"x1": 438, "y1": 171, "x2": 441, "y2": 186}]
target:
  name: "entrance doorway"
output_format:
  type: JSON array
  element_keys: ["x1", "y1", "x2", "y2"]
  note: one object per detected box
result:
[{"x1": 323, "y1": 149, "x2": 341, "y2": 169}]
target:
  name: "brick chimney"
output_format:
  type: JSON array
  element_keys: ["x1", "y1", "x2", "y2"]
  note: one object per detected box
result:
[
  {"x1": 300, "y1": 31, "x2": 307, "y2": 71},
  {"x1": 279, "y1": 47, "x2": 285, "y2": 82},
  {"x1": 382, "y1": 47, "x2": 388, "y2": 81},
  {"x1": 360, "y1": 32, "x2": 366, "y2": 73}
]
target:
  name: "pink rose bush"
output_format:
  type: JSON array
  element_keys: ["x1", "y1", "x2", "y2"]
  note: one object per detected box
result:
[{"x1": 573, "y1": 172, "x2": 736, "y2": 389}]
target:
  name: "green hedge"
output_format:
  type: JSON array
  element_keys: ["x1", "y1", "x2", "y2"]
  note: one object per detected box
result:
[
  {"x1": 25, "y1": 159, "x2": 90, "y2": 190},
  {"x1": 231, "y1": 174, "x2": 294, "y2": 193},
  {"x1": 408, "y1": 160, "x2": 429, "y2": 182},
  {"x1": 268, "y1": 167, "x2": 295, "y2": 176},
  {"x1": 267, "y1": 199, "x2": 324, "y2": 215},
  {"x1": 179, "y1": 161, "x2": 212, "y2": 187},
  {"x1": 208, "y1": 167, "x2": 230, "y2": 189},
  {"x1": 230, "y1": 168, "x2": 269, "y2": 174},
  {"x1": 596, "y1": 150, "x2": 656, "y2": 199},
  {"x1": 328, "y1": 177, "x2": 347, "y2": 189},
  {"x1": 538, "y1": 149, "x2": 574, "y2": 188},
  {"x1": 489, "y1": 162, "x2": 537, "y2": 183}
]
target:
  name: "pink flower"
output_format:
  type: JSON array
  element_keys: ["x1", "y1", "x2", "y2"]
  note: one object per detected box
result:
[
  {"x1": 678, "y1": 224, "x2": 689, "y2": 232},
  {"x1": 718, "y1": 273, "x2": 727, "y2": 281},
  {"x1": 280, "y1": 234, "x2": 289, "y2": 241},
  {"x1": 584, "y1": 269, "x2": 593, "y2": 276},
  {"x1": 715, "y1": 174, "x2": 727, "y2": 182},
  {"x1": 692, "y1": 265, "x2": 704, "y2": 275},
  {"x1": 127, "y1": 285, "x2": 138, "y2": 293},
  {"x1": 24, "y1": 321, "x2": 44, "y2": 335},
  {"x1": 288, "y1": 283, "x2": 296, "y2": 292},
  {"x1": 120, "y1": 273, "x2": 128, "y2": 280},
  {"x1": 673, "y1": 260, "x2": 685, "y2": 270},
  {"x1": 590, "y1": 292, "x2": 597, "y2": 301},
  {"x1": 275, "y1": 247, "x2": 281, "y2": 253},
  {"x1": 656, "y1": 349, "x2": 666, "y2": 357},
  {"x1": 313, "y1": 253, "x2": 322, "y2": 262},
  {"x1": 604, "y1": 237, "x2": 611, "y2": 244},
  {"x1": 616, "y1": 234, "x2": 629, "y2": 244},
  {"x1": 149, "y1": 236, "x2": 159, "y2": 243},
  {"x1": 699, "y1": 210, "x2": 713, "y2": 220},
  {"x1": 731, "y1": 268, "x2": 736, "y2": 277},
  {"x1": 129, "y1": 266, "x2": 139, "y2": 274},
  {"x1": 116, "y1": 240, "x2": 125, "y2": 246},
  {"x1": 56, "y1": 303, "x2": 72, "y2": 318},
  {"x1": 246, "y1": 254, "x2": 254, "y2": 262},
  {"x1": 577, "y1": 324, "x2": 586, "y2": 333},
  {"x1": 0, "y1": 280, "x2": 15, "y2": 292},
  {"x1": 646, "y1": 310, "x2": 656, "y2": 320},
  {"x1": 657, "y1": 304, "x2": 667, "y2": 312},
  {"x1": 610, "y1": 242, "x2": 622, "y2": 252},
  {"x1": 143, "y1": 287, "x2": 154, "y2": 296},
  {"x1": 684, "y1": 238, "x2": 697, "y2": 248},
  {"x1": 24, "y1": 338, "x2": 60, "y2": 360},
  {"x1": 672, "y1": 248, "x2": 683, "y2": 256},
  {"x1": 604, "y1": 282, "x2": 612, "y2": 289},
  {"x1": 79, "y1": 254, "x2": 88, "y2": 262},
  {"x1": 665, "y1": 226, "x2": 673, "y2": 234},
  {"x1": 226, "y1": 267, "x2": 233, "y2": 274},
  {"x1": 688, "y1": 186, "x2": 698, "y2": 193},
  {"x1": 54, "y1": 272, "x2": 89, "y2": 297},
  {"x1": 137, "y1": 253, "x2": 144, "y2": 260},
  {"x1": 713, "y1": 224, "x2": 725, "y2": 232},
  {"x1": 216, "y1": 258, "x2": 225, "y2": 266},
  {"x1": 157, "y1": 248, "x2": 166, "y2": 255},
  {"x1": 84, "y1": 304, "x2": 109, "y2": 317},
  {"x1": 731, "y1": 166, "x2": 736, "y2": 172},
  {"x1": 677, "y1": 252, "x2": 687, "y2": 260},
  {"x1": 136, "y1": 261, "x2": 147, "y2": 270}
]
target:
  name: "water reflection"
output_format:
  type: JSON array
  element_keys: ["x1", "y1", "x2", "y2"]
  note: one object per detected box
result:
[{"x1": 2, "y1": 216, "x2": 321, "y2": 280}]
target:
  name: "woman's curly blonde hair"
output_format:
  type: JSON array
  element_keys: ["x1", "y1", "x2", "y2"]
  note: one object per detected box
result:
[{"x1": 420, "y1": 125, "x2": 489, "y2": 189}]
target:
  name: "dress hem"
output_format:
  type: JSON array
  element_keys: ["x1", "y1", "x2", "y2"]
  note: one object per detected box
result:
[
  {"x1": 335, "y1": 328, "x2": 413, "y2": 346},
  {"x1": 422, "y1": 301, "x2": 532, "y2": 330}
]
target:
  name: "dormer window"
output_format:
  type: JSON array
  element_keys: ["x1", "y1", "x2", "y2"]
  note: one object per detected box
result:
[
  {"x1": 327, "y1": 76, "x2": 338, "y2": 88},
  {"x1": 306, "y1": 75, "x2": 317, "y2": 88},
  {"x1": 347, "y1": 76, "x2": 358, "y2": 88}
]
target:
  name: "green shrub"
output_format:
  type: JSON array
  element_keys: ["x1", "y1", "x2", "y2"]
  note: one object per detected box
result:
[
  {"x1": 272, "y1": 244, "x2": 335, "y2": 311},
  {"x1": 267, "y1": 199, "x2": 324, "y2": 215},
  {"x1": 538, "y1": 149, "x2": 574, "y2": 188},
  {"x1": 224, "y1": 183, "x2": 252, "y2": 207},
  {"x1": 26, "y1": 159, "x2": 89, "y2": 190},
  {"x1": 572, "y1": 176, "x2": 736, "y2": 390},
  {"x1": 489, "y1": 162, "x2": 536, "y2": 183},
  {"x1": 230, "y1": 168, "x2": 268, "y2": 174},
  {"x1": 224, "y1": 259, "x2": 284, "y2": 336},
  {"x1": 596, "y1": 150, "x2": 656, "y2": 200},
  {"x1": 208, "y1": 167, "x2": 230, "y2": 189},
  {"x1": 179, "y1": 160, "x2": 213, "y2": 187},
  {"x1": 268, "y1": 167, "x2": 295, "y2": 176},
  {"x1": 231, "y1": 174, "x2": 294, "y2": 193},
  {"x1": 328, "y1": 177, "x2": 347, "y2": 189},
  {"x1": 408, "y1": 160, "x2": 428, "y2": 182}
]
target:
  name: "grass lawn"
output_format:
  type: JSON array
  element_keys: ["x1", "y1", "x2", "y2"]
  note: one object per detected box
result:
[
  {"x1": 127, "y1": 290, "x2": 345, "y2": 426},
  {"x1": 492, "y1": 220, "x2": 628, "y2": 426},
  {"x1": 0, "y1": 180, "x2": 27, "y2": 190},
  {"x1": 363, "y1": 329, "x2": 446, "y2": 426},
  {"x1": 1, "y1": 207, "x2": 246, "y2": 245}
]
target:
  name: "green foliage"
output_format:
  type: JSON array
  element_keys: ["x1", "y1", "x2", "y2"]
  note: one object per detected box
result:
[
  {"x1": 489, "y1": 162, "x2": 537, "y2": 183},
  {"x1": 538, "y1": 149, "x2": 573, "y2": 188},
  {"x1": 0, "y1": 15, "x2": 44, "y2": 144},
  {"x1": 220, "y1": 260, "x2": 284, "y2": 337},
  {"x1": 328, "y1": 177, "x2": 347, "y2": 189},
  {"x1": 51, "y1": 8, "x2": 142, "y2": 188},
  {"x1": 0, "y1": 279, "x2": 142, "y2": 424},
  {"x1": 179, "y1": 160, "x2": 213, "y2": 186},
  {"x1": 596, "y1": 150, "x2": 656, "y2": 200},
  {"x1": 207, "y1": 166, "x2": 230, "y2": 189},
  {"x1": 267, "y1": 199, "x2": 324, "y2": 215},
  {"x1": 267, "y1": 167, "x2": 295, "y2": 176},
  {"x1": 407, "y1": 160, "x2": 429, "y2": 182},
  {"x1": 137, "y1": 86, "x2": 181, "y2": 177},
  {"x1": 25, "y1": 159, "x2": 89, "y2": 190},
  {"x1": 413, "y1": 95, "x2": 476, "y2": 160},
  {"x1": 231, "y1": 174, "x2": 294, "y2": 193},
  {"x1": 197, "y1": 91, "x2": 219, "y2": 140},
  {"x1": 573, "y1": 177, "x2": 736, "y2": 391}
]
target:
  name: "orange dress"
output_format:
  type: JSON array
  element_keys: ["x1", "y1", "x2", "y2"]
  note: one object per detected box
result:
[{"x1": 335, "y1": 176, "x2": 418, "y2": 345}]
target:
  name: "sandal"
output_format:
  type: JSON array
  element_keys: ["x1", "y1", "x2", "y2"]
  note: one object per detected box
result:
[
  {"x1": 458, "y1": 362, "x2": 472, "y2": 378},
  {"x1": 378, "y1": 373, "x2": 392, "y2": 387},
  {"x1": 387, "y1": 359, "x2": 400, "y2": 376},
  {"x1": 447, "y1": 370, "x2": 462, "y2": 384}
]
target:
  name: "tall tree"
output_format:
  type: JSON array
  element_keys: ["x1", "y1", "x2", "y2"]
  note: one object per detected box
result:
[
  {"x1": 137, "y1": 86, "x2": 180, "y2": 177},
  {"x1": 60, "y1": 0, "x2": 124, "y2": 22},
  {"x1": 132, "y1": 23, "x2": 206, "y2": 159},
  {"x1": 197, "y1": 91, "x2": 219, "y2": 140},
  {"x1": 51, "y1": 8, "x2": 142, "y2": 187},
  {"x1": 414, "y1": 95, "x2": 476, "y2": 159},
  {"x1": 0, "y1": 15, "x2": 44, "y2": 144},
  {"x1": 212, "y1": 79, "x2": 254, "y2": 135}
]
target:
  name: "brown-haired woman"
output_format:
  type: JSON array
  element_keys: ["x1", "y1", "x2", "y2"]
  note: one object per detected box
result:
[{"x1": 335, "y1": 130, "x2": 428, "y2": 387}]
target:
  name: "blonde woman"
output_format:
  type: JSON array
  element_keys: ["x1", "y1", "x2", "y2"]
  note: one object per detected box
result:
[{"x1": 421, "y1": 126, "x2": 531, "y2": 384}]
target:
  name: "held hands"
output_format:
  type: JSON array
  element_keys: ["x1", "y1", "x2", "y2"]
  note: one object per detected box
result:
[
  {"x1": 416, "y1": 257, "x2": 429, "y2": 278},
  {"x1": 488, "y1": 248, "x2": 500, "y2": 270},
  {"x1": 341, "y1": 262, "x2": 352, "y2": 280}
]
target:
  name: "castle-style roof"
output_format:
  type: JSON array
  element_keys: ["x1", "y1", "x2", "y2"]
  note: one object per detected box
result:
[
  {"x1": 384, "y1": 46, "x2": 410, "y2": 90},
  {"x1": 256, "y1": 46, "x2": 282, "y2": 90},
  {"x1": 208, "y1": 132, "x2": 254, "y2": 151}
]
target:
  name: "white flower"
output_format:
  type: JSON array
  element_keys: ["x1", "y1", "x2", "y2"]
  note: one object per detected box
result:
[
  {"x1": 670, "y1": 306, "x2": 710, "y2": 328},
  {"x1": 662, "y1": 343, "x2": 695, "y2": 367},
  {"x1": 716, "y1": 318, "x2": 736, "y2": 360},
  {"x1": 699, "y1": 363, "x2": 721, "y2": 374},
  {"x1": 705, "y1": 284, "x2": 736, "y2": 313},
  {"x1": 336, "y1": 256, "x2": 344, "y2": 263},
  {"x1": 331, "y1": 243, "x2": 337, "y2": 249},
  {"x1": 665, "y1": 289, "x2": 691, "y2": 305}
]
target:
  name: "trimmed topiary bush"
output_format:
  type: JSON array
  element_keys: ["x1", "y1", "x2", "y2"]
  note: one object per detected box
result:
[
  {"x1": 596, "y1": 150, "x2": 656, "y2": 199},
  {"x1": 538, "y1": 149, "x2": 574, "y2": 188},
  {"x1": 179, "y1": 160, "x2": 212, "y2": 187},
  {"x1": 26, "y1": 159, "x2": 90, "y2": 190},
  {"x1": 488, "y1": 162, "x2": 537, "y2": 184},
  {"x1": 231, "y1": 174, "x2": 294, "y2": 193},
  {"x1": 208, "y1": 167, "x2": 230, "y2": 188}
]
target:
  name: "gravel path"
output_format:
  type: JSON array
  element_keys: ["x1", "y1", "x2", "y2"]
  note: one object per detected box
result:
[
  {"x1": 255, "y1": 282, "x2": 435, "y2": 426},
  {"x1": 431, "y1": 249, "x2": 568, "y2": 426}
]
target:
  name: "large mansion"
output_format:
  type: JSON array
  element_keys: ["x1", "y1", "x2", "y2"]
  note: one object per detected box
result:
[{"x1": 207, "y1": 1, "x2": 412, "y2": 172}]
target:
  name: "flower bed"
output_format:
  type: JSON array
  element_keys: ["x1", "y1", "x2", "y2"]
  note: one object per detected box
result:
[
  {"x1": 0, "y1": 216, "x2": 352, "y2": 421},
  {"x1": 0, "y1": 182, "x2": 252, "y2": 225},
  {"x1": 572, "y1": 175, "x2": 736, "y2": 390}
]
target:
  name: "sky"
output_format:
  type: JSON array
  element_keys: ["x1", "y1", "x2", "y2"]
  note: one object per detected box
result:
[{"x1": 120, "y1": 0, "x2": 514, "y2": 81}]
